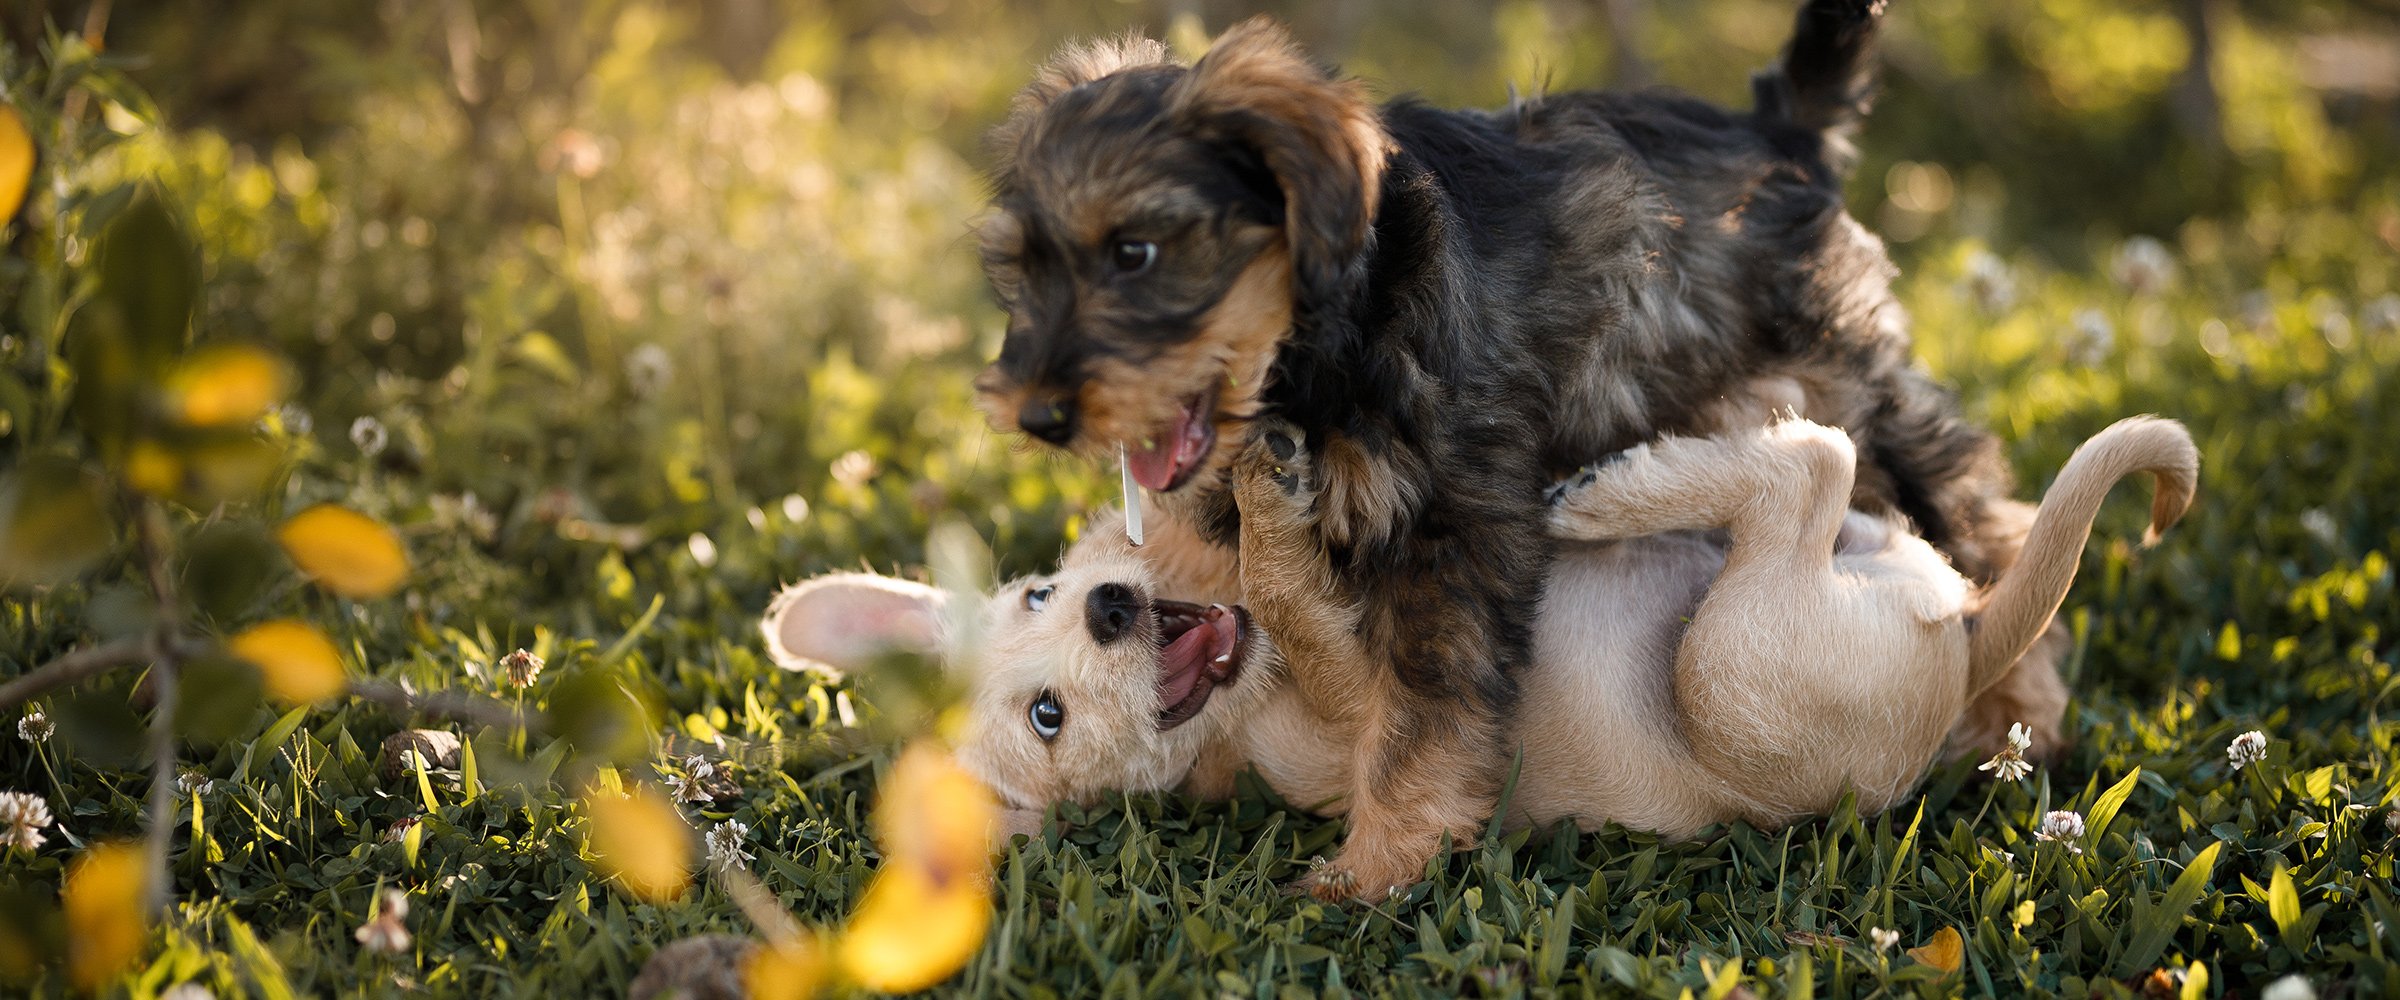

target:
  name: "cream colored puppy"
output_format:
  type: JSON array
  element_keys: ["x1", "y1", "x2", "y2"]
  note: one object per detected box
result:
[{"x1": 765, "y1": 416, "x2": 2195, "y2": 892}]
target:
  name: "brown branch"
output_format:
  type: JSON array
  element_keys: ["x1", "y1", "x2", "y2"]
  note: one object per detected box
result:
[
  {"x1": 0, "y1": 637, "x2": 148, "y2": 709},
  {"x1": 345, "y1": 679, "x2": 531, "y2": 732}
]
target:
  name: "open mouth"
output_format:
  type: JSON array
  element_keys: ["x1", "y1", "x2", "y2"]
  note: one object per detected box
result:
[
  {"x1": 1152, "y1": 599, "x2": 1248, "y2": 731},
  {"x1": 1123, "y1": 388, "x2": 1220, "y2": 493}
]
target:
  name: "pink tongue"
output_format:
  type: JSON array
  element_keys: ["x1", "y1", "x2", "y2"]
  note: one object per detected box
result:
[
  {"x1": 1125, "y1": 405, "x2": 1203, "y2": 492},
  {"x1": 1156, "y1": 623, "x2": 1216, "y2": 706}
]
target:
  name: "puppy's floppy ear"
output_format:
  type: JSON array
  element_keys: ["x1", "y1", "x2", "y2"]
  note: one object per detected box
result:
[
  {"x1": 1167, "y1": 17, "x2": 1387, "y2": 305},
  {"x1": 760, "y1": 573, "x2": 947, "y2": 676},
  {"x1": 987, "y1": 32, "x2": 1177, "y2": 164}
]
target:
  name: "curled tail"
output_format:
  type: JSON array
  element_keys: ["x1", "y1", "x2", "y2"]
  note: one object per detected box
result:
[
  {"x1": 1965, "y1": 417, "x2": 2199, "y2": 695},
  {"x1": 1751, "y1": 0, "x2": 1887, "y2": 174}
]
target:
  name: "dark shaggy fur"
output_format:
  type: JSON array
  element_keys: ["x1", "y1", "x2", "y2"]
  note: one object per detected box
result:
[{"x1": 973, "y1": 0, "x2": 2030, "y2": 898}]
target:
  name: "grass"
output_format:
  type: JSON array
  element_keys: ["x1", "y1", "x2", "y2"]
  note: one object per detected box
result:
[{"x1": 4, "y1": 1, "x2": 2400, "y2": 996}]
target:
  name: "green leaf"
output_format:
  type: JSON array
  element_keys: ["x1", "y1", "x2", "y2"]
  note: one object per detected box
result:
[
  {"x1": 174, "y1": 653, "x2": 264, "y2": 742},
  {"x1": 2268, "y1": 864, "x2": 2300, "y2": 935},
  {"x1": 0, "y1": 454, "x2": 115, "y2": 585},
  {"x1": 2085, "y1": 767, "x2": 2143, "y2": 846},
  {"x1": 2114, "y1": 840, "x2": 2224, "y2": 975},
  {"x1": 182, "y1": 520, "x2": 288, "y2": 622},
  {"x1": 90, "y1": 187, "x2": 199, "y2": 367}
]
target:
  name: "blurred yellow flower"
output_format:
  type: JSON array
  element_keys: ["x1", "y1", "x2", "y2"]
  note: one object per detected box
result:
[
  {"x1": 228, "y1": 620, "x2": 348, "y2": 704},
  {"x1": 745, "y1": 936, "x2": 827, "y2": 1000},
  {"x1": 168, "y1": 345, "x2": 289, "y2": 427},
  {"x1": 0, "y1": 104, "x2": 30, "y2": 223},
  {"x1": 835, "y1": 744, "x2": 995, "y2": 993},
  {"x1": 64, "y1": 842, "x2": 148, "y2": 993},
  {"x1": 584, "y1": 785, "x2": 692, "y2": 902},
  {"x1": 277, "y1": 505, "x2": 410, "y2": 598},
  {"x1": 122, "y1": 440, "x2": 182, "y2": 497},
  {"x1": 1908, "y1": 926, "x2": 1963, "y2": 973}
]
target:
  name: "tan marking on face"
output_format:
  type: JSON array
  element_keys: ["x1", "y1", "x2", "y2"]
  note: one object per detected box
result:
[{"x1": 977, "y1": 243, "x2": 1292, "y2": 474}]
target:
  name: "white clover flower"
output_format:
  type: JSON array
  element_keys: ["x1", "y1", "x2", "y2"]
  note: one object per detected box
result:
[
  {"x1": 684, "y1": 755, "x2": 715, "y2": 782},
  {"x1": 1963, "y1": 249, "x2": 2015, "y2": 312},
  {"x1": 2261, "y1": 974, "x2": 2317, "y2": 1000},
  {"x1": 1868, "y1": 927, "x2": 1899, "y2": 954},
  {"x1": 2299, "y1": 508, "x2": 2338, "y2": 547},
  {"x1": 625, "y1": 343, "x2": 675, "y2": 397},
  {"x1": 2227, "y1": 730, "x2": 2268, "y2": 771},
  {"x1": 686, "y1": 532, "x2": 718, "y2": 569},
  {"x1": 354, "y1": 889, "x2": 412, "y2": 955},
  {"x1": 2364, "y1": 293, "x2": 2400, "y2": 334},
  {"x1": 2036, "y1": 810, "x2": 2086, "y2": 854},
  {"x1": 1978, "y1": 722, "x2": 2035, "y2": 782},
  {"x1": 829, "y1": 449, "x2": 877, "y2": 487},
  {"x1": 16, "y1": 710, "x2": 51, "y2": 743},
  {"x1": 498, "y1": 649, "x2": 545, "y2": 689},
  {"x1": 349, "y1": 415, "x2": 390, "y2": 457},
  {"x1": 2109, "y1": 235, "x2": 2177, "y2": 296},
  {"x1": 177, "y1": 769, "x2": 215, "y2": 796},
  {"x1": 2068, "y1": 309, "x2": 2115, "y2": 367},
  {"x1": 2386, "y1": 808, "x2": 2399, "y2": 835},
  {"x1": 160, "y1": 984, "x2": 216, "y2": 1000},
  {"x1": 0, "y1": 792, "x2": 53, "y2": 851},
  {"x1": 705, "y1": 819, "x2": 753, "y2": 875}
]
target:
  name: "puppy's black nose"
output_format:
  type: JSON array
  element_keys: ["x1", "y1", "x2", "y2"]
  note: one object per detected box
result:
[
  {"x1": 1018, "y1": 395, "x2": 1077, "y2": 445},
  {"x1": 1085, "y1": 582, "x2": 1141, "y2": 645}
]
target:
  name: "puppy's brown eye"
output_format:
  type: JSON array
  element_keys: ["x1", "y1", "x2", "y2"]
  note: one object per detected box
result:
[
  {"x1": 1111, "y1": 240, "x2": 1156, "y2": 274},
  {"x1": 1024, "y1": 585, "x2": 1054, "y2": 611},
  {"x1": 1029, "y1": 690, "x2": 1065, "y2": 740}
]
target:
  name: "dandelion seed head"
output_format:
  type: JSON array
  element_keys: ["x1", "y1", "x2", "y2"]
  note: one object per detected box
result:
[{"x1": 499, "y1": 649, "x2": 545, "y2": 689}]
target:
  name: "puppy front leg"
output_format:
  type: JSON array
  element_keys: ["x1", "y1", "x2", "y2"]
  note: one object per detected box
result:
[{"x1": 1231, "y1": 422, "x2": 1373, "y2": 722}]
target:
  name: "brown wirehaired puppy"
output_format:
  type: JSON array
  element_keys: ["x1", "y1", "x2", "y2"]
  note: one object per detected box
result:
[
  {"x1": 971, "y1": 2, "x2": 2048, "y2": 897},
  {"x1": 764, "y1": 415, "x2": 2195, "y2": 898}
]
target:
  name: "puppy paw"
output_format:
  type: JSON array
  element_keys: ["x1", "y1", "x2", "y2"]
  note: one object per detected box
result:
[
  {"x1": 1289, "y1": 850, "x2": 1420, "y2": 904},
  {"x1": 1542, "y1": 449, "x2": 1633, "y2": 507},
  {"x1": 1236, "y1": 418, "x2": 1316, "y2": 514},
  {"x1": 1543, "y1": 447, "x2": 1654, "y2": 540}
]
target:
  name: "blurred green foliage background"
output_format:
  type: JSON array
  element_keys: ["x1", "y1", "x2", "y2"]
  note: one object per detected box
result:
[{"x1": 4, "y1": 0, "x2": 2400, "y2": 995}]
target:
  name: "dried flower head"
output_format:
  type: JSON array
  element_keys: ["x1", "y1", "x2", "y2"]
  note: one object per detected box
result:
[
  {"x1": 354, "y1": 889, "x2": 412, "y2": 955},
  {"x1": 176, "y1": 770, "x2": 214, "y2": 796},
  {"x1": 1868, "y1": 927, "x2": 1899, "y2": 954},
  {"x1": 2226, "y1": 730, "x2": 2268, "y2": 771},
  {"x1": 706, "y1": 819, "x2": 754, "y2": 875},
  {"x1": 16, "y1": 710, "x2": 52, "y2": 743},
  {"x1": 2036, "y1": 810, "x2": 2086, "y2": 854},
  {"x1": 1978, "y1": 722, "x2": 2035, "y2": 782},
  {"x1": 499, "y1": 649, "x2": 545, "y2": 689},
  {"x1": 0, "y1": 791, "x2": 53, "y2": 851}
]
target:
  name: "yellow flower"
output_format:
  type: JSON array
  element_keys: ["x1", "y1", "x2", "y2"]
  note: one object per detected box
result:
[
  {"x1": 0, "y1": 104, "x2": 31, "y2": 223},
  {"x1": 835, "y1": 744, "x2": 996, "y2": 993},
  {"x1": 228, "y1": 620, "x2": 348, "y2": 705},
  {"x1": 167, "y1": 345, "x2": 289, "y2": 427},
  {"x1": 64, "y1": 842, "x2": 148, "y2": 992},
  {"x1": 277, "y1": 505, "x2": 410, "y2": 599},
  {"x1": 745, "y1": 935, "x2": 827, "y2": 1000},
  {"x1": 584, "y1": 785, "x2": 692, "y2": 902},
  {"x1": 1907, "y1": 926, "x2": 1963, "y2": 973}
]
